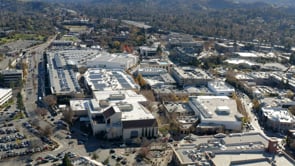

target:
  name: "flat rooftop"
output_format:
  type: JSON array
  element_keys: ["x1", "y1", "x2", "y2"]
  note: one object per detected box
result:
[
  {"x1": 47, "y1": 53, "x2": 81, "y2": 95},
  {"x1": 70, "y1": 99, "x2": 90, "y2": 111},
  {"x1": 173, "y1": 67, "x2": 211, "y2": 79},
  {"x1": 1, "y1": 69, "x2": 22, "y2": 75},
  {"x1": 87, "y1": 52, "x2": 138, "y2": 69},
  {"x1": 48, "y1": 49, "x2": 138, "y2": 69},
  {"x1": 164, "y1": 103, "x2": 192, "y2": 114},
  {"x1": 0, "y1": 88, "x2": 11, "y2": 98},
  {"x1": 84, "y1": 68, "x2": 138, "y2": 91},
  {"x1": 48, "y1": 49, "x2": 100, "y2": 67},
  {"x1": 189, "y1": 96, "x2": 241, "y2": 121},
  {"x1": 173, "y1": 133, "x2": 295, "y2": 166},
  {"x1": 262, "y1": 107, "x2": 295, "y2": 123},
  {"x1": 235, "y1": 52, "x2": 258, "y2": 58},
  {"x1": 208, "y1": 81, "x2": 235, "y2": 92},
  {"x1": 92, "y1": 90, "x2": 155, "y2": 121}
]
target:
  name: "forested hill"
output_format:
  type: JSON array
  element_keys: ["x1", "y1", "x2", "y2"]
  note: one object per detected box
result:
[
  {"x1": 62, "y1": 0, "x2": 295, "y2": 46},
  {"x1": 38, "y1": 0, "x2": 271, "y2": 10},
  {"x1": 2, "y1": 0, "x2": 295, "y2": 47},
  {"x1": 0, "y1": 0, "x2": 56, "y2": 37},
  {"x1": 234, "y1": 0, "x2": 295, "y2": 7}
]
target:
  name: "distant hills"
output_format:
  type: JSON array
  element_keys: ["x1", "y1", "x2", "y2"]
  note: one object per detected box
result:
[
  {"x1": 233, "y1": 0, "x2": 295, "y2": 7},
  {"x1": 26, "y1": 0, "x2": 295, "y2": 11}
]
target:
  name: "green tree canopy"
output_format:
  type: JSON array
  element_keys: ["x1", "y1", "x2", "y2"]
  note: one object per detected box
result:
[{"x1": 290, "y1": 53, "x2": 295, "y2": 65}]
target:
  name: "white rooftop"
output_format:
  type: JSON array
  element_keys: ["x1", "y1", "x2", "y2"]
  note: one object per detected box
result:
[
  {"x1": 189, "y1": 96, "x2": 242, "y2": 121},
  {"x1": 92, "y1": 90, "x2": 154, "y2": 121},
  {"x1": 84, "y1": 68, "x2": 138, "y2": 91},
  {"x1": 262, "y1": 107, "x2": 295, "y2": 123},
  {"x1": 0, "y1": 88, "x2": 11, "y2": 98},
  {"x1": 208, "y1": 81, "x2": 235, "y2": 92},
  {"x1": 173, "y1": 67, "x2": 211, "y2": 79},
  {"x1": 70, "y1": 100, "x2": 89, "y2": 111},
  {"x1": 225, "y1": 58, "x2": 256, "y2": 66},
  {"x1": 235, "y1": 52, "x2": 258, "y2": 58},
  {"x1": 48, "y1": 49, "x2": 138, "y2": 70}
]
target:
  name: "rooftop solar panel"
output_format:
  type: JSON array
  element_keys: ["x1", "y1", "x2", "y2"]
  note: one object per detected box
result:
[
  {"x1": 89, "y1": 74, "x2": 102, "y2": 79},
  {"x1": 93, "y1": 83, "x2": 106, "y2": 90}
]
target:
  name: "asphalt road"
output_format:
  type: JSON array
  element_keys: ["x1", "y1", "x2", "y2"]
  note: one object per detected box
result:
[{"x1": 23, "y1": 35, "x2": 56, "y2": 119}]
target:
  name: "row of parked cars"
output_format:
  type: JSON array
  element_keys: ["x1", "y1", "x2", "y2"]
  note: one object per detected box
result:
[
  {"x1": 111, "y1": 153, "x2": 127, "y2": 165},
  {"x1": 0, "y1": 133, "x2": 25, "y2": 143},
  {"x1": 0, "y1": 145, "x2": 47, "y2": 160},
  {"x1": 22, "y1": 122, "x2": 53, "y2": 145},
  {"x1": 0, "y1": 127, "x2": 18, "y2": 135},
  {"x1": 36, "y1": 151, "x2": 77, "y2": 165},
  {"x1": 0, "y1": 140, "x2": 30, "y2": 151}
]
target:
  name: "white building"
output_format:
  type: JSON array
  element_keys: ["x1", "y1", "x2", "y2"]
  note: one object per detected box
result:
[
  {"x1": 261, "y1": 107, "x2": 295, "y2": 132},
  {"x1": 85, "y1": 90, "x2": 158, "y2": 140},
  {"x1": 87, "y1": 52, "x2": 138, "y2": 70},
  {"x1": 171, "y1": 67, "x2": 212, "y2": 87},
  {"x1": 137, "y1": 68, "x2": 167, "y2": 76},
  {"x1": 207, "y1": 80, "x2": 235, "y2": 96},
  {"x1": 0, "y1": 88, "x2": 12, "y2": 106},
  {"x1": 139, "y1": 46, "x2": 158, "y2": 57},
  {"x1": 47, "y1": 53, "x2": 81, "y2": 96},
  {"x1": 47, "y1": 49, "x2": 138, "y2": 70},
  {"x1": 140, "y1": 59, "x2": 174, "y2": 73},
  {"x1": 189, "y1": 96, "x2": 243, "y2": 132},
  {"x1": 83, "y1": 68, "x2": 138, "y2": 91}
]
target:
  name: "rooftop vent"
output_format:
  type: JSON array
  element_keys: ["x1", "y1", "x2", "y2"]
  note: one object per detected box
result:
[
  {"x1": 117, "y1": 104, "x2": 133, "y2": 112},
  {"x1": 215, "y1": 106, "x2": 230, "y2": 115},
  {"x1": 109, "y1": 93, "x2": 125, "y2": 100},
  {"x1": 99, "y1": 100, "x2": 109, "y2": 108}
]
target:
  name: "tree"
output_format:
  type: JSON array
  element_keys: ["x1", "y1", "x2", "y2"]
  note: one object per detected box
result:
[
  {"x1": 35, "y1": 107, "x2": 48, "y2": 118},
  {"x1": 30, "y1": 139, "x2": 43, "y2": 149},
  {"x1": 102, "y1": 157, "x2": 109, "y2": 165},
  {"x1": 286, "y1": 90, "x2": 294, "y2": 100},
  {"x1": 8, "y1": 59, "x2": 12, "y2": 68},
  {"x1": 61, "y1": 154, "x2": 72, "y2": 166},
  {"x1": 78, "y1": 66, "x2": 88, "y2": 74},
  {"x1": 156, "y1": 45, "x2": 162, "y2": 56},
  {"x1": 112, "y1": 40, "x2": 121, "y2": 49},
  {"x1": 290, "y1": 53, "x2": 295, "y2": 65},
  {"x1": 16, "y1": 92, "x2": 24, "y2": 110},
  {"x1": 31, "y1": 118, "x2": 40, "y2": 127},
  {"x1": 41, "y1": 125, "x2": 53, "y2": 137},
  {"x1": 138, "y1": 146, "x2": 150, "y2": 158},
  {"x1": 43, "y1": 95, "x2": 57, "y2": 107},
  {"x1": 62, "y1": 107, "x2": 74, "y2": 125},
  {"x1": 289, "y1": 106, "x2": 295, "y2": 116},
  {"x1": 252, "y1": 99, "x2": 259, "y2": 111},
  {"x1": 136, "y1": 74, "x2": 147, "y2": 88},
  {"x1": 92, "y1": 153, "x2": 98, "y2": 160}
]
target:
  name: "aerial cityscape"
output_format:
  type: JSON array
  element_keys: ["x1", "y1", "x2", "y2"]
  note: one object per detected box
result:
[{"x1": 1, "y1": 0, "x2": 295, "y2": 166}]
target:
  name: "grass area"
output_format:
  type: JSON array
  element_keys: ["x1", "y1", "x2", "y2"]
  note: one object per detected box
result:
[
  {"x1": 0, "y1": 33, "x2": 45, "y2": 44},
  {"x1": 13, "y1": 111, "x2": 25, "y2": 120},
  {"x1": 0, "y1": 99, "x2": 14, "y2": 110},
  {"x1": 61, "y1": 35, "x2": 80, "y2": 42},
  {"x1": 64, "y1": 25, "x2": 88, "y2": 32},
  {"x1": 159, "y1": 125, "x2": 169, "y2": 136}
]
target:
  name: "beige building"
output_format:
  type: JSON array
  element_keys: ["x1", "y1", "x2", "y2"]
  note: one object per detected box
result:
[
  {"x1": 86, "y1": 90, "x2": 158, "y2": 140},
  {"x1": 189, "y1": 96, "x2": 243, "y2": 133}
]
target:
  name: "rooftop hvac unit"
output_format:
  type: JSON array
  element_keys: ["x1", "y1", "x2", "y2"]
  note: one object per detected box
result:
[
  {"x1": 99, "y1": 100, "x2": 109, "y2": 108},
  {"x1": 118, "y1": 104, "x2": 133, "y2": 112},
  {"x1": 109, "y1": 93, "x2": 125, "y2": 100}
]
